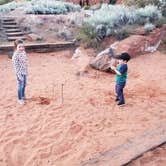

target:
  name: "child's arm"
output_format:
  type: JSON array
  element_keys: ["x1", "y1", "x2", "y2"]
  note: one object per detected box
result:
[{"x1": 111, "y1": 66, "x2": 122, "y2": 75}]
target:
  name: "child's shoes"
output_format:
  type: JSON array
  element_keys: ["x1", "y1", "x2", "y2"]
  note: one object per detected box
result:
[{"x1": 117, "y1": 101, "x2": 125, "y2": 106}]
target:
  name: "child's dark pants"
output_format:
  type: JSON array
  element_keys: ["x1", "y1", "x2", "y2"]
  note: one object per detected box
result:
[{"x1": 115, "y1": 82, "x2": 126, "y2": 103}]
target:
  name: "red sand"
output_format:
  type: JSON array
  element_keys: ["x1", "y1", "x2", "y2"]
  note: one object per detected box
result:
[
  {"x1": 128, "y1": 143, "x2": 166, "y2": 166},
  {"x1": 0, "y1": 50, "x2": 165, "y2": 166}
]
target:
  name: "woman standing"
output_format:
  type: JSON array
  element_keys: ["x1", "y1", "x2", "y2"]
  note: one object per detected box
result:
[{"x1": 12, "y1": 39, "x2": 28, "y2": 105}]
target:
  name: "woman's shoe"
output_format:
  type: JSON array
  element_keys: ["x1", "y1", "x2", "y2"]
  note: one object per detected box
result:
[{"x1": 18, "y1": 100, "x2": 24, "y2": 105}]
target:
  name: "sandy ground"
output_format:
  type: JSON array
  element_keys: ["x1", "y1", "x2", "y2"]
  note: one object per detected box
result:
[
  {"x1": 128, "y1": 143, "x2": 166, "y2": 166},
  {"x1": 0, "y1": 50, "x2": 165, "y2": 166}
]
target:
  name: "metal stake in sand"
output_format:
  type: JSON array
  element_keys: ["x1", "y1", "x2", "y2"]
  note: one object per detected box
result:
[
  {"x1": 61, "y1": 83, "x2": 64, "y2": 105},
  {"x1": 52, "y1": 82, "x2": 56, "y2": 100},
  {"x1": 96, "y1": 70, "x2": 99, "y2": 79}
]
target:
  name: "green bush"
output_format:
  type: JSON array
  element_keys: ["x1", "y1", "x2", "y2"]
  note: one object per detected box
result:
[
  {"x1": 76, "y1": 24, "x2": 99, "y2": 48},
  {"x1": 84, "y1": 5, "x2": 90, "y2": 10}
]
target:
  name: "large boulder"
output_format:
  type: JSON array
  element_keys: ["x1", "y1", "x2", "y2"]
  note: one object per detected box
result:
[
  {"x1": 112, "y1": 26, "x2": 166, "y2": 58},
  {"x1": 112, "y1": 35, "x2": 146, "y2": 58},
  {"x1": 90, "y1": 48, "x2": 117, "y2": 72}
]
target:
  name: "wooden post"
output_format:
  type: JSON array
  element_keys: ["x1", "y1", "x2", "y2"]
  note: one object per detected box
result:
[
  {"x1": 52, "y1": 82, "x2": 55, "y2": 100},
  {"x1": 61, "y1": 83, "x2": 64, "y2": 105}
]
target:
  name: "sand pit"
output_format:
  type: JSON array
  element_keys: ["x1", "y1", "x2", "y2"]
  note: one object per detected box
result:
[{"x1": 0, "y1": 50, "x2": 165, "y2": 166}]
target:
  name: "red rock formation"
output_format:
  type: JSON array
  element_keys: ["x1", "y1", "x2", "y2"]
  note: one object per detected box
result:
[{"x1": 112, "y1": 25, "x2": 166, "y2": 58}]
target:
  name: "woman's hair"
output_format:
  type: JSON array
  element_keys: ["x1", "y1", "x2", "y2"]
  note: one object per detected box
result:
[{"x1": 14, "y1": 39, "x2": 24, "y2": 50}]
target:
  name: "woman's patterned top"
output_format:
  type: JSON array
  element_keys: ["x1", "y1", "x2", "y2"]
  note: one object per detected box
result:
[{"x1": 12, "y1": 50, "x2": 28, "y2": 78}]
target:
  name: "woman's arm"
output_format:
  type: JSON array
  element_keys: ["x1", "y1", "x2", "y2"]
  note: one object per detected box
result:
[{"x1": 12, "y1": 53, "x2": 23, "y2": 81}]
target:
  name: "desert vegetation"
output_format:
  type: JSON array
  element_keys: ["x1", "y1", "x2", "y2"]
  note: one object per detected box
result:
[
  {"x1": 0, "y1": 0, "x2": 81, "y2": 14},
  {"x1": 78, "y1": 4, "x2": 166, "y2": 47}
]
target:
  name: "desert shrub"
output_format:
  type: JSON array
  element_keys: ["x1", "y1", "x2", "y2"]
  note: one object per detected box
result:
[
  {"x1": 124, "y1": 0, "x2": 166, "y2": 17},
  {"x1": 26, "y1": 0, "x2": 81, "y2": 14},
  {"x1": 85, "y1": 4, "x2": 162, "y2": 28},
  {"x1": 0, "y1": 0, "x2": 12, "y2": 5},
  {"x1": 160, "y1": 1, "x2": 166, "y2": 16},
  {"x1": 144, "y1": 23, "x2": 155, "y2": 32},
  {"x1": 112, "y1": 28, "x2": 130, "y2": 40},
  {"x1": 57, "y1": 27, "x2": 73, "y2": 41},
  {"x1": 85, "y1": 5, "x2": 161, "y2": 34},
  {"x1": 124, "y1": 0, "x2": 161, "y2": 8},
  {"x1": 84, "y1": 5, "x2": 90, "y2": 10},
  {"x1": 112, "y1": 24, "x2": 137, "y2": 40},
  {"x1": 108, "y1": 0, "x2": 117, "y2": 5},
  {"x1": 155, "y1": 17, "x2": 166, "y2": 28},
  {"x1": 0, "y1": 1, "x2": 29, "y2": 13},
  {"x1": 0, "y1": 0, "x2": 81, "y2": 14},
  {"x1": 159, "y1": 37, "x2": 166, "y2": 53},
  {"x1": 135, "y1": 5, "x2": 162, "y2": 24},
  {"x1": 162, "y1": 38, "x2": 166, "y2": 44},
  {"x1": 78, "y1": 4, "x2": 163, "y2": 46},
  {"x1": 76, "y1": 23, "x2": 99, "y2": 48}
]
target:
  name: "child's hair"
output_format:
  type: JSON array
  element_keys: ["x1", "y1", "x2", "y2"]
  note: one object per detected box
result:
[
  {"x1": 116, "y1": 52, "x2": 131, "y2": 62},
  {"x1": 14, "y1": 39, "x2": 24, "y2": 50}
]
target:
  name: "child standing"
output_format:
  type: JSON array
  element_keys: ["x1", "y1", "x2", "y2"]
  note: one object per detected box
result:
[
  {"x1": 111, "y1": 53, "x2": 131, "y2": 106},
  {"x1": 12, "y1": 39, "x2": 28, "y2": 105}
]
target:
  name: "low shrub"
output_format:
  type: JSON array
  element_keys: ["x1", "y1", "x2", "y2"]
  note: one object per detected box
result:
[
  {"x1": 78, "y1": 4, "x2": 163, "y2": 46},
  {"x1": 124, "y1": 0, "x2": 166, "y2": 17},
  {"x1": 155, "y1": 17, "x2": 166, "y2": 28},
  {"x1": 0, "y1": 0, "x2": 81, "y2": 14},
  {"x1": 144, "y1": 23, "x2": 156, "y2": 32},
  {"x1": 0, "y1": 0, "x2": 12, "y2": 5},
  {"x1": 26, "y1": 0, "x2": 81, "y2": 14},
  {"x1": 76, "y1": 24, "x2": 99, "y2": 48},
  {"x1": 135, "y1": 5, "x2": 162, "y2": 24},
  {"x1": 112, "y1": 24, "x2": 137, "y2": 40}
]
